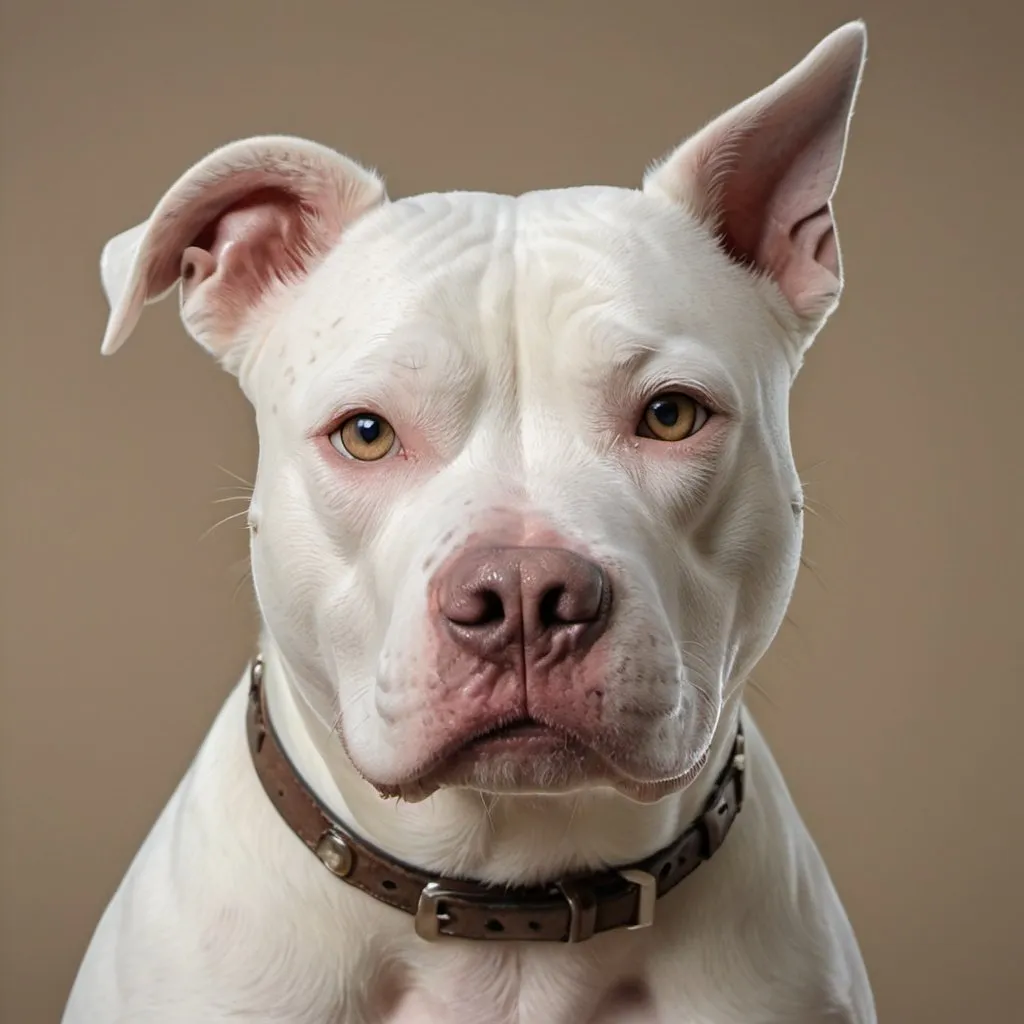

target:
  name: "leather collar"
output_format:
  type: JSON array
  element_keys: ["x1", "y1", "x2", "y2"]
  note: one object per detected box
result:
[{"x1": 245, "y1": 656, "x2": 746, "y2": 943}]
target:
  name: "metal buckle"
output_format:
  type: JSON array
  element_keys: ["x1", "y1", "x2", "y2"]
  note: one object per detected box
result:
[
  {"x1": 557, "y1": 878, "x2": 598, "y2": 943},
  {"x1": 414, "y1": 870, "x2": 659, "y2": 943},
  {"x1": 414, "y1": 882, "x2": 456, "y2": 941},
  {"x1": 732, "y1": 729, "x2": 747, "y2": 805},
  {"x1": 733, "y1": 727, "x2": 746, "y2": 770},
  {"x1": 618, "y1": 868, "x2": 657, "y2": 930},
  {"x1": 248, "y1": 656, "x2": 264, "y2": 702},
  {"x1": 698, "y1": 727, "x2": 747, "y2": 858}
]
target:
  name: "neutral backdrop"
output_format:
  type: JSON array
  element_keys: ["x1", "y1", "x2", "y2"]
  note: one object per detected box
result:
[{"x1": 2, "y1": 2, "x2": 1022, "y2": 1021}]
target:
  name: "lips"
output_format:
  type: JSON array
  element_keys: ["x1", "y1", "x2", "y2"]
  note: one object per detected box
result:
[
  {"x1": 458, "y1": 716, "x2": 580, "y2": 754},
  {"x1": 398, "y1": 714, "x2": 598, "y2": 797},
  {"x1": 467, "y1": 717, "x2": 552, "y2": 742},
  {"x1": 358, "y1": 685, "x2": 706, "y2": 802},
  {"x1": 367, "y1": 710, "x2": 702, "y2": 803}
]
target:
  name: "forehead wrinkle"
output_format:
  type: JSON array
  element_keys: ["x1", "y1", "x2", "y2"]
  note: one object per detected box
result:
[
  {"x1": 309, "y1": 222, "x2": 508, "y2": 366},
  {"x1": 516, "y1": 186, "x2": 756, "y2": 337},
  {"x1": 514, "y1": 203, "x2": 672, "y2": 341},
  {"x1": 347, "y1": 191, "x2": 513, "y2": 284},
  {"x1": 512, "y1": 239, "x2": 626, "y2": 376},
  {"x1": 512, "y1": 232, "x2": 658, "y2": 389},
  {"x1": 568, "y1": 315, "x2": 733, "y2": 379},
  {"x1": 299, "y1": 190, "x2": 510, "y2": 338},
  {"x1": 296, "y1": 230, "x2": 512, "y2": 429},
  {"x1": 509, "y1": 204, "x2": 748, "y2": 417},
  {"x1": 303, "y1": 322, "x2": 476, "y2": 420},
  {"x1": 548, "y1": 312, "x2": 740, "y2": 411},
  {"x1": 515, "y1": 188, "x2": 680, "y2": 293},
  {"x1": 514, "y1": 190, "x2": 768, "y2": 377}
]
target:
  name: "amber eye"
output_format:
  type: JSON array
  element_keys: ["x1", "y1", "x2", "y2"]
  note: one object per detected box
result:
[
  {"x1": 637, "y1": 392, "x2": 709, "y2": 442},
  {"x1": 329, "y1": 413, "x2": 398, "y2": 462}
]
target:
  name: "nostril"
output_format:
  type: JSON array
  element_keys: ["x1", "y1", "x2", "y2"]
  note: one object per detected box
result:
[
  {"x1": 437, "y1": 548, "x2": 610, "y2": 661},
  {"x1": 475, "y1": 589, "x2": 505, "y2": 626},
  {"x1": 538, "y1": 585, "x2": 567, "y2": 628},
  {"x1": 444, "y1": 586, "x2": 506, "y2": 627},
  {"x1": 534, "y1": 564, "x2": 607, "y2": 628}
]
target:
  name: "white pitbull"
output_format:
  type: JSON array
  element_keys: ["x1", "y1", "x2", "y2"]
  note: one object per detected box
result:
[{"x1": 64, "y1": 22, "x2": 875, "y2": 1024}]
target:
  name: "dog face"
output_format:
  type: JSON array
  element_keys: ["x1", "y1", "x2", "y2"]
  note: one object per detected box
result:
[
  {"x1": 241, "y1": 189, "x2": 807, "y2": 803},
  {"x1": 100, "y1": 25, "x2": 865, "y2": 803}
]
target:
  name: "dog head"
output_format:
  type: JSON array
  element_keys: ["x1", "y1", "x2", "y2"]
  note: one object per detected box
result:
[{"x1": 100, "y1": 25, "x2": 865, "y2": 804}]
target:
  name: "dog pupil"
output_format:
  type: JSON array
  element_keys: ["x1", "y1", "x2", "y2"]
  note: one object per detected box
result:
[
  {"x1": 653, "y1": 400, "x2": 679, "y2": 426},
  {"x1": 356, "y1": 417, "x2": 380, "y2": 443}
]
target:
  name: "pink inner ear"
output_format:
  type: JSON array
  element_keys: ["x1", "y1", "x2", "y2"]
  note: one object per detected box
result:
[
  {"x1": 180, "y1": 189, "x2": 310, "y2": 322},
  {"x1": 703, "y1": 103, "x2": 847, "y2": 315},
  {"x1": 652, "y1": 27, "x2": 866, "y2": 321},
  {"x1": 100, "y1": 136, "x2": 387, "y2": 359}
]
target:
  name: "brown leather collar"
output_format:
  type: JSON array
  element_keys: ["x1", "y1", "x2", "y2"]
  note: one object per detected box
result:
[{"x1": 246, "y1": 656, "x2": 746, "y2": 943}]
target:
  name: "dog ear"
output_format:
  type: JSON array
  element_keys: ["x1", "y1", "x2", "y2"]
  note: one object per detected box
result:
[
  {"x1": 99, "y1": 136, "x2": 386, "y2": 371},
  {"x1": 644, "y1": 22, "x2": 866, "y2": 327}
]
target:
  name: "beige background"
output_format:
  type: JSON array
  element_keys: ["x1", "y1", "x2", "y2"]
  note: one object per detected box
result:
[{"x1": 2, "y1": 1, "x2": 1022, "y2": 1020}]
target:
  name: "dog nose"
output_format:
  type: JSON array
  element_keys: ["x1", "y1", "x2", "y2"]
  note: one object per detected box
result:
[{"x1": 437, "y1": 546, "x2": 611, "y2": 665}]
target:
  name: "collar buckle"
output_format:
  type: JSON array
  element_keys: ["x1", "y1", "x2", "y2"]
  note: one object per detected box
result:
[
  {"x1": 556, "y1": 877, "x2": 599, "y2": 942},
  {"x1": 699, "y1": 731, "x2": 747, "y2": 858},
  {"x1": 414, "y1": 881, "x2": 455, "y2": 941},
  {"x1": 618, "y1": 868, "x2": 657, "y2": 930}
]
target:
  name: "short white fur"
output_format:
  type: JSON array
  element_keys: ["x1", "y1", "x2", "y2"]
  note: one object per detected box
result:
[{"x1": 65, "y1": 23, "x2": 874, "y2": 1024}]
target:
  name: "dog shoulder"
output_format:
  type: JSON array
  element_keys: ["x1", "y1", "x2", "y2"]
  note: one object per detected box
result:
[{"x1": 63, "y1": 680, "x2": 353, "y2": 1021}]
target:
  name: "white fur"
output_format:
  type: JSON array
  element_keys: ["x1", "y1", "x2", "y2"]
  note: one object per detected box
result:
[{"x1": 64, "y1": 23, "x2": 875, "y2": 1023}]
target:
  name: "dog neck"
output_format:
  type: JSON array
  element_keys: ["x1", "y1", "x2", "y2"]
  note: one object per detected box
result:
[{"x1": 259, "y1": 636, "x2": 744, "y2": 887}]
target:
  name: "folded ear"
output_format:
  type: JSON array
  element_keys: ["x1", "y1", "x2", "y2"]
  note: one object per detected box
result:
[
  {"x1": 644, "y1": 22, "x2": 866, "y2": 328},
  {"x1": 99, "y1": 136, "x2": 386, "y2": 371}
]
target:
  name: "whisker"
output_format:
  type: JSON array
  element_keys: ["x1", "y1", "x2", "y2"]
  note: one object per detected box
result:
[
  {"x1": 231, "y1": 567, "x2": 254, "y2": 605},
  {"x1": 800, "y1": 554, "x2": 826, "y2": 590},
  {"x1": 335, "y1": 683, "x2": 374, "y2": 724},
  {"x1": 690, "y1": 679, "x2": 719, "y2": 716},
  {"x1": 216, "y1": 464, "x2": 254, "y2": 489},
  {"x1": 199, "y1": 508, "x2": 250, "y2": 542},
  {"x1": 680, "y1": 646, "x2": 719, "y2": 685},
  {"x1": 722, "y1": 675, "x2": 748, "y2": 707},
  {"x1": 802, "y1": 495, "x2": 845, "y2": 526},
  {"x1": 559, "y1": 794, "x2": 581, "y2": 846},
  {"x1": 478, "y1": 792, "x2": 497, "y2": 835},
  {"x1": 745, "y1": 676, "x2": 778, "y2": 709},
  {"x1": 797, "y1": 457, "x2": 831, "y2": 477},
  {"x1": 678, "y1": 638, "x2": 711, "y2": 652}
]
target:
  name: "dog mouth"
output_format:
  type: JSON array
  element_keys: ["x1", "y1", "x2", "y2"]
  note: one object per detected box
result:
[
  {"x1": 361, "y1": 706, "x2": 713, "y2": 803},
  {"x1": 455, "y1": 716, "x2": 582, "y2": 754},
  {"x1": 384, "y1": 714, "x2": 594, "y2": 795}
]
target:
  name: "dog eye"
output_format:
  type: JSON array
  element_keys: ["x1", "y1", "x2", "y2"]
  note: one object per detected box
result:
[
  {"x1": 329, "y1": 414, "x2": 399, "y2": 462},
  {"x1": 636, "y1": 392, "x2": 709, "y2": 442}
]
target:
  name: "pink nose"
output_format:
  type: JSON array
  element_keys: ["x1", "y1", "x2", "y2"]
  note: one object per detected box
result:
[{"x1": 437, "y1": 546, "x2": 611, "y2": 666}]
